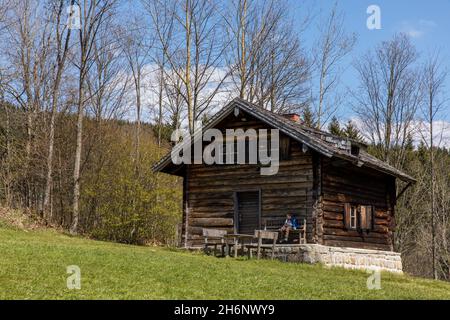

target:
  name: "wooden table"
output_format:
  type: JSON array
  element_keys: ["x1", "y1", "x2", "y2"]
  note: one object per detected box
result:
[{"x1": 224, "y1": 233, "x2": 255, "y2": 258}]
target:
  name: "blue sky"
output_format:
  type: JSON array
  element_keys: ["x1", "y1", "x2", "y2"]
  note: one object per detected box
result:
[{"x1": 292, "y1": 0, "x2": 450, "y2": 121}]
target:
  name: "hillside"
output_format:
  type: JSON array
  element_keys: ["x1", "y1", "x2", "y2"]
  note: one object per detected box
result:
[{"x1": 1, "y1": 223, "x2": 449, "y2": 299}]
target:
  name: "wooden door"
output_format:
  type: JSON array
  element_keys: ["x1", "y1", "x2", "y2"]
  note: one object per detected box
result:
[{"x1": 235, "y1": 191, "x2": 260, "y2": 234}]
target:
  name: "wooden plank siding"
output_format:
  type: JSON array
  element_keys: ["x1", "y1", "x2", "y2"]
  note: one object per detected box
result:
[
  {"x1": 183, "y1": 114, "x2": 314, "y2": 247},
  {"x1": 319, "y1": 157, "x2": 396, "y2": 251}
]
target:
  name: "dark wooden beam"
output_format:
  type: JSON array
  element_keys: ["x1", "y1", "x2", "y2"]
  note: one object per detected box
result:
[{"x1": 396, "y1": 182, "x2": 413, "y2": 201}]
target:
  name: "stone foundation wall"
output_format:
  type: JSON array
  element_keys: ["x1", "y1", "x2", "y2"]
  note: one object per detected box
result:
[{"x1": 275, "y1": 244, "x2": 403, "y2": 273}]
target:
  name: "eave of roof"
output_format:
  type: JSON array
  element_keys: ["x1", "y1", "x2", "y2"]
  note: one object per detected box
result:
[{"x1": 153, "y1": 97, "x2": 416, "y2": 183}]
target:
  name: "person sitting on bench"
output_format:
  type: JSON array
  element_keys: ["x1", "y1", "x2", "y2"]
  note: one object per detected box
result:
[{"x1": 279, "y1": 214, "x2": 298, "y2": 243}]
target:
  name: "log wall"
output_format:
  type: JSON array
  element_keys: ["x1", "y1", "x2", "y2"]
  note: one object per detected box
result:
[
  {"x1": 179, "y1": 111, "x2": 396, "y2": 251},
  {"x1": 183, "y1": 114, "x2": 314, "y2": 247},
  {"x1": 320, "y1": 157, "x2": 396, "y2": 251}
]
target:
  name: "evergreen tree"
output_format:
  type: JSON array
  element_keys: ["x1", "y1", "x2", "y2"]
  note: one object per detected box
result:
[
  {"x1": 343, "y1": 120, "x2": 363, "y2": 142},
  {"x1": 404, "y1": 133, "x2": 414, "y2": 152},
  {"x1": 328, "y1": 116, "x2": 343, "y2": 137},
  {"x1": 302, "y1": 105, "x2": 315, "y2": 128}
]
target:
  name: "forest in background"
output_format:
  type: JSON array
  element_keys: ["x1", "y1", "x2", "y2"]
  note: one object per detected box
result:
[
  {"x1": 0, "y1": 0, "x2": 448, "y2": 280},
  {"x1": 0, "y1": 103, "x2": 182, "y2": 244}
]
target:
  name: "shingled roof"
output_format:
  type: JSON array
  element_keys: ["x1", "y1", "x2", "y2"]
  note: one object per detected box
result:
[{"x1": 153, "y1": 97, "x2": 415, "y2": 183}]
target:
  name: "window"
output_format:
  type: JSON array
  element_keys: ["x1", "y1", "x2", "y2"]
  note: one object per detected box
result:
[
  {"x1": 350, "y1": 206, "x2": 357, "y2": 229},
  {"x1": 344, "y1": 203, "x2": 374, "y2": 231},
  {"x1": 351, "y1": 144, "x2": 360, "y2": 156}
]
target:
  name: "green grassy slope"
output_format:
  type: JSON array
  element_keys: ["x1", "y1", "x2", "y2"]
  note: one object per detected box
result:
[{"x1": 0, "y1": 225, "x2": 449, "y2": 299}]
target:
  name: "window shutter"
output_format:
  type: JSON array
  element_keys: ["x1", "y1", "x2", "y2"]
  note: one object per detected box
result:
[
  {"x1": 360, "y1": 205, "x2": 367, "y2": 230},
  {"x1": 344, "y1": 203, "x2": 351, "y2": 229},
  {"x1": 280, "y1": 135, "x2": 291, "y2": 160},
  {"x1": 367, "y1": 206, "x2": 374, "y2": 231}
]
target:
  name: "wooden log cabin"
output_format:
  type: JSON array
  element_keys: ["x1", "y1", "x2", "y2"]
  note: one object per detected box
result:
[{"x1": 154, "y1": 98, "x2": 415, "y2": 252}]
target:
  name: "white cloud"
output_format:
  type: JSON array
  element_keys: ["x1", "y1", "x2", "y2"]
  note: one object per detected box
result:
[
  {"x1": 415, "y1": 120, "x2": 450, "y2": 148},
  {"x1": 398, "y1": 19, "x2": 437, "y2": 39},
  {"x1": 405, "y1": 28, "x2": 424, "y2": 38},
  {"x1": 350, "y1": 117, "x2": 450, "y2": 148},
  {"x1": 122, "y1": 63, "x2": 235, "y2": 129},
  {"x1": 418, "y1": 19, "x2": 437, "y2": 28}
]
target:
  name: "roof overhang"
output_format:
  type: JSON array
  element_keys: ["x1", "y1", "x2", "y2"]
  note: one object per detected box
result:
[
  {"x1": 153, "y1": 98, "x2": 416, "y2": 184},
  {"x1": 153, "y1": 98, "x2": 333, "y2": 174}
]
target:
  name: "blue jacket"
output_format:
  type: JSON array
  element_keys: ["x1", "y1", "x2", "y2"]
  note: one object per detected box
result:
[{"x1": 285, "y1": 217, "x2": 299, "y2": 229}]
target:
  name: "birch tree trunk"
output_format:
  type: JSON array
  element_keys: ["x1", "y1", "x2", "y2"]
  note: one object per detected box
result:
[
  {"x1": 71, "y1": 0, "x2": 115, "y2": 234},
  {"x1": 71, "y1": 69, "x2": 85, "y2": 234},
  {"x1": 43, "y1": 0, "x2": 73, "y2": 221}
]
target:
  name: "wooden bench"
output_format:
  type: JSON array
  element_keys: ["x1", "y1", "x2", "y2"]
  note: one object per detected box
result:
[
  {"x1": 246, "y1": 230, "x2": 278, "y2": 260},
  {"x1": 263, "y1": 217, "x2": 307, "y2": 244},
  {"x1": 202, "y1": 228, "x2": 227, "y2": 257}
]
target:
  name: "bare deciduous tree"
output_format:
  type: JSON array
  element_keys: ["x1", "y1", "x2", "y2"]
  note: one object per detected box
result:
[
  {"x1": 146, "y1": 0, "x2": 230, "y2": 135},
  {"x1": 225, "y1": 0, "x2": 310, "y2": 113},
  {"x1": 0, "y1": 0, "x2": 9, "y2": 30},
  {"x1": 420, "y1": 52, "x2": 448, "y2": 280},
  {"x1": 313, "y1": 2, "x2": 356, "y2": 128},
  {"x1": 353, "y1": 33, "x2": 421, "y2": 169},
  {"x1": 1, "y1": 0, "x2": 53, "y2": 208},
  {"x1": 71, "y1": 0, "x2": 117, "y2": 234},
  {"x1": 43, "y1": 0, "x2": 75, "y2": 220},
  {"x1": 141, "y1": 0, "x2": 174, "y2": 145},
  {"x1": 117, "y1": 13, "x2": 151, "y2": 164}
]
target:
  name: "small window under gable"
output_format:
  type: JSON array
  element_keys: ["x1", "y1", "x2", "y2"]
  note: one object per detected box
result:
[{"x1": 351, "y1": 144, "x2": 360, "y2": 156}]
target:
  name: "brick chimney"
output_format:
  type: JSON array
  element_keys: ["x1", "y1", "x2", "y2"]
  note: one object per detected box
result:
[{"x1": 282, "y1": 113, "x2": 301, "y2": 123}]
